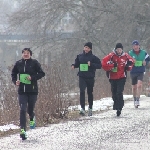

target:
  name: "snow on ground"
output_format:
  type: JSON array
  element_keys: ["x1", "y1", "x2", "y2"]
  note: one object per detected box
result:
[
  {"x1": 0, "y1": 96, "x2": 149, "y2": 150},
  {"x1": 0, "y1": 95, "x2": 146, "y2": 132},
  {"x1": 0, "y1": 124, "x2": 19, "y2": 131},
  {"x1": 68, "y1": 95, "x2": 146, "y2": 111}
]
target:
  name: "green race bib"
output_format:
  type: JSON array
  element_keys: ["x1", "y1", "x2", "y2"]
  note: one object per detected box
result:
[
  {"x1": 135, "y1": 61, "x2": 142, "y2": 67},
  {"x1": 80, "y1": 64, "x2": 88, "y2": 71},
  {"x1": 111, "y1": 67, "x2": 117, "y2": 72},
  {"x1": 20, "y1": 74, "x2": 31, "y2": 84}
]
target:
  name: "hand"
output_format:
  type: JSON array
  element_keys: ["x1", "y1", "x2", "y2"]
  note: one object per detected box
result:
[
  {"x1": 16, "y1": 80, "x2": 20, "y2": 86},
  {"x1": 88, "y1": 61, "x2": 90, "y2": 66},
  {"x1": 143, "y1": 60, "x2": 146, "y2": 66},
  {"x1": 71, "y1": 65, "x2": 75, "y2": 69},
  {"x1": 26, "y1": 75, "x2": 31, "y2": 80},
  {"x1": 147, "y1": 62, "x2": 150, "y2": 68}
]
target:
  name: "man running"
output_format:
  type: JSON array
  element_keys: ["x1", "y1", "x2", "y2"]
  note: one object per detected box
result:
[{"x1": 129, "y1": 40, "x2": 150, "y2": 108}]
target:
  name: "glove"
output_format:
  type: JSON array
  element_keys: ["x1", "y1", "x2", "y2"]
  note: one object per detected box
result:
[
  {"x1": 126, "y1": 61, "x2": 133, "y2": 66},
  {"x1": 114, "y1": 62, "x2": 117, "y2": 67},
  {"x1": 125, "y1": 61, "x2": 133, "y2": 70}
]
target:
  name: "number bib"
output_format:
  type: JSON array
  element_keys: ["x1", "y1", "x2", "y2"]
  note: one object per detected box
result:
[
  {"x1": 20, "y1": 74, "x2": 31, "y2": 84},
  {"x1": 80, "y1": 64, "x2": 88, "y2": 71},
  {"x1": 111, "y1": 67, "x2": 117, "y2": 72},
  {"x1": 135, "y1": 61, "x2": 142, "y2": 67}
]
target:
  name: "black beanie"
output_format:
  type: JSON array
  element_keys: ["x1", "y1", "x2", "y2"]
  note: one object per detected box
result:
[
  {"x1": 22, "y1": 48, "x2": 32, "y2": 56},
  {"x1": 115, "y1": 43, "x2": 123, "y2": 50},
  {"x1": 84, "y1": 42, "x2": 92, "y2": 49}
]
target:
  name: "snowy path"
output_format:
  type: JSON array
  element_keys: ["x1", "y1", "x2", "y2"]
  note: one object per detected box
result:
[{"x1": 0, "y1": 97, "x2": 150, "y2": 150}]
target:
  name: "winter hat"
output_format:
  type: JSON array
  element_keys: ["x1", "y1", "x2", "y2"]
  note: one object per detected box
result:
[
  {"x1": 115, "y1": 43, "x2": 123, "y2": 50},
  {"x1": 22, "y1": 48, "x2": 32, "y2": 56},
  {"x1": 84, "y1": 42, "x2": 92, "y2": 49},
  {"x1": 132, "y1": 40, "x2": 139, "y2": 45}
]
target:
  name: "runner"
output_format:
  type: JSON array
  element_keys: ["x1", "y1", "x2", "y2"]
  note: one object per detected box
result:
[
  {"x1": 11, "y1": 48, "x2": 45, "y2": 140},
  {"x1": 102, "y1": 43, "x2": 134, "y2": 116},
  {"x1": 129, "y1": 40, "x2": 150, "y2": 108},
  {"x1": 71, "y1": 42, "x2": 101, "y2": 116}
]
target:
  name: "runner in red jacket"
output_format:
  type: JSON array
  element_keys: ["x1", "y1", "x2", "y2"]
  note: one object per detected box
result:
[{"x1": 102, "y1": 43, "x2": 134, "y2": 116}]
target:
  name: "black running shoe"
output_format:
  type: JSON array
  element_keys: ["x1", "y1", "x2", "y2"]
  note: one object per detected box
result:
[{"x1": 116, "y1": 110, "x2": 121, "y2": 117}]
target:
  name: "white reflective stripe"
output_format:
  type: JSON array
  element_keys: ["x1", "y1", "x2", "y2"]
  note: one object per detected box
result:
[
  {"x1": 23, "y1": 60, "x2": 27, "y2": 92},
  {"x1": 24, "y1": 60, "x2": 27, "y2": 72},
  {"x1": 128, "y1": 59, "x2": 133, "y2": 61},
  {"x1": 107, "y1": 61, "x2": 113, "y2": 64},
  {"x1": 145, "y1": 53, "x2": 149, "y2": 59},
  {"x1": 124, "y1": 72, "x2": 127, "y2": 77}
]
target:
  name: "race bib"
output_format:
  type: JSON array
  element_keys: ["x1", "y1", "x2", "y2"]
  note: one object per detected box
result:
[
  {"x1": 135, "y1": 61, "x2": 142, "y2": 67},
  {"x1": 20, "y1": 74, "x2": 31, "y2": 84},
  {"x1": 80, "y1": 64, "x2": 88, "y2": 71},
  {"x1": 111, "y1": 67, "x2": 117, "y2": 72}
]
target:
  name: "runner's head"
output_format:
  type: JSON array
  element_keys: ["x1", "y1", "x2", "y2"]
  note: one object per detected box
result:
[
  {"x1": 84, "y1": 42, "x2": 92, "y2": 53},
  {"x1": 115, "y1": 43, "x2": 123, "y2": 55},
  {"x1": 132, "y1": 40, "x2": 140, "y2": 51},
  {"x1": 22, "y1": 48, "x2": 32, "y2": 59}
]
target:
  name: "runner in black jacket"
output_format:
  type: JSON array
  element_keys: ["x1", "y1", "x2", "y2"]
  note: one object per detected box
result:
[
  {"x1": 11, "y1": 48, "x2": 45, "y2": 140},
  {"x1": 71, "y1": 42, "x2": 101, "y2": 116}
]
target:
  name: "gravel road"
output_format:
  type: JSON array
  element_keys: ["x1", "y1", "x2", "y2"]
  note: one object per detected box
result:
[{"x1": 0, "y1": 97, "x2": 150, "y2": 150}]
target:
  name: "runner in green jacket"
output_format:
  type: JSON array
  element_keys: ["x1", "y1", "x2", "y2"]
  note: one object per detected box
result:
[{"x1": 129, "y1": 40, "x2": 150, "y2": 108}]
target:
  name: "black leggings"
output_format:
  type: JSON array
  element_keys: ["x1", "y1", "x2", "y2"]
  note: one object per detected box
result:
[
  {"x1": 109, "y1": 78, "x2": 126, "y2": 110},
  {"x1": 79, "y1": 77, "x2": 95, "y2": 109},
  {"x1": 18, "y1": 94, "x2": 37, "y2": 130}
]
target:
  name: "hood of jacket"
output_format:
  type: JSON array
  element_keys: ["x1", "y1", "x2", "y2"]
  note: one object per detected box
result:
[{"x1": 112, "y1": 48, "x2": 125, "y2": 56}]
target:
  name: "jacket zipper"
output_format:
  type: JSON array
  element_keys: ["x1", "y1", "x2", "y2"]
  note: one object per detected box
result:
[{"x1": 24, "y1": 60, "x2": 27, "y2": 92}]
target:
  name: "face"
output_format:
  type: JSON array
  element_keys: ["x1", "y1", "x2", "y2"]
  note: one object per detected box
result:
[
  {"x1": 133, "y1": 44, "x2": 140, "y2": 51},
  {"x1": 84, "y1": 46, "x2": 91, "y2": 53},
  {"x1": 115, "y1": 48, "x2": 123, "y2": 55},
  {"x1": 22, "y1": 50, "x2": 31, "y2": 59}
]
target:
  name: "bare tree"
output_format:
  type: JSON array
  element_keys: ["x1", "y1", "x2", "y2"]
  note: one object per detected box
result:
[
  {"x1": 8, "y1": 0, "x2": 150, "y2": 54},
  {"x1": 8, "y1": 0, "x2": 150, "y2": 101}
]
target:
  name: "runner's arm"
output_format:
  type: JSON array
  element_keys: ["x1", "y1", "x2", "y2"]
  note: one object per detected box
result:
[
  {"x1": 11, "y1": 62, "x2": 19, "y2": 85},
  {"x1": 71, "y1": 55, "x2": 80, "y2": 68},
  {"x1": 90, "y1": 56, "x2": 101, "y2": 69}
]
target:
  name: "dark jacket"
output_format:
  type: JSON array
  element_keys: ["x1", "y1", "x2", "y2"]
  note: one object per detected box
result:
[
  {"x1": 11, "y1": 58, "x2": 45, "y2": 95},
  {"x1": 72, "y1": 51, "x2": 101, "y2": 78}
]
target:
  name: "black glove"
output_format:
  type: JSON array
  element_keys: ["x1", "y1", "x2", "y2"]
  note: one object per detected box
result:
[
  {"x1": 126, "y1": 61, "x2": 133, "y2": 66},
  {"x1": 125, "y1": 61, "x2": 133, "y2": 70},
  {"x1": 114, "y1": 62, "x2": 117, "y2": 67}
]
